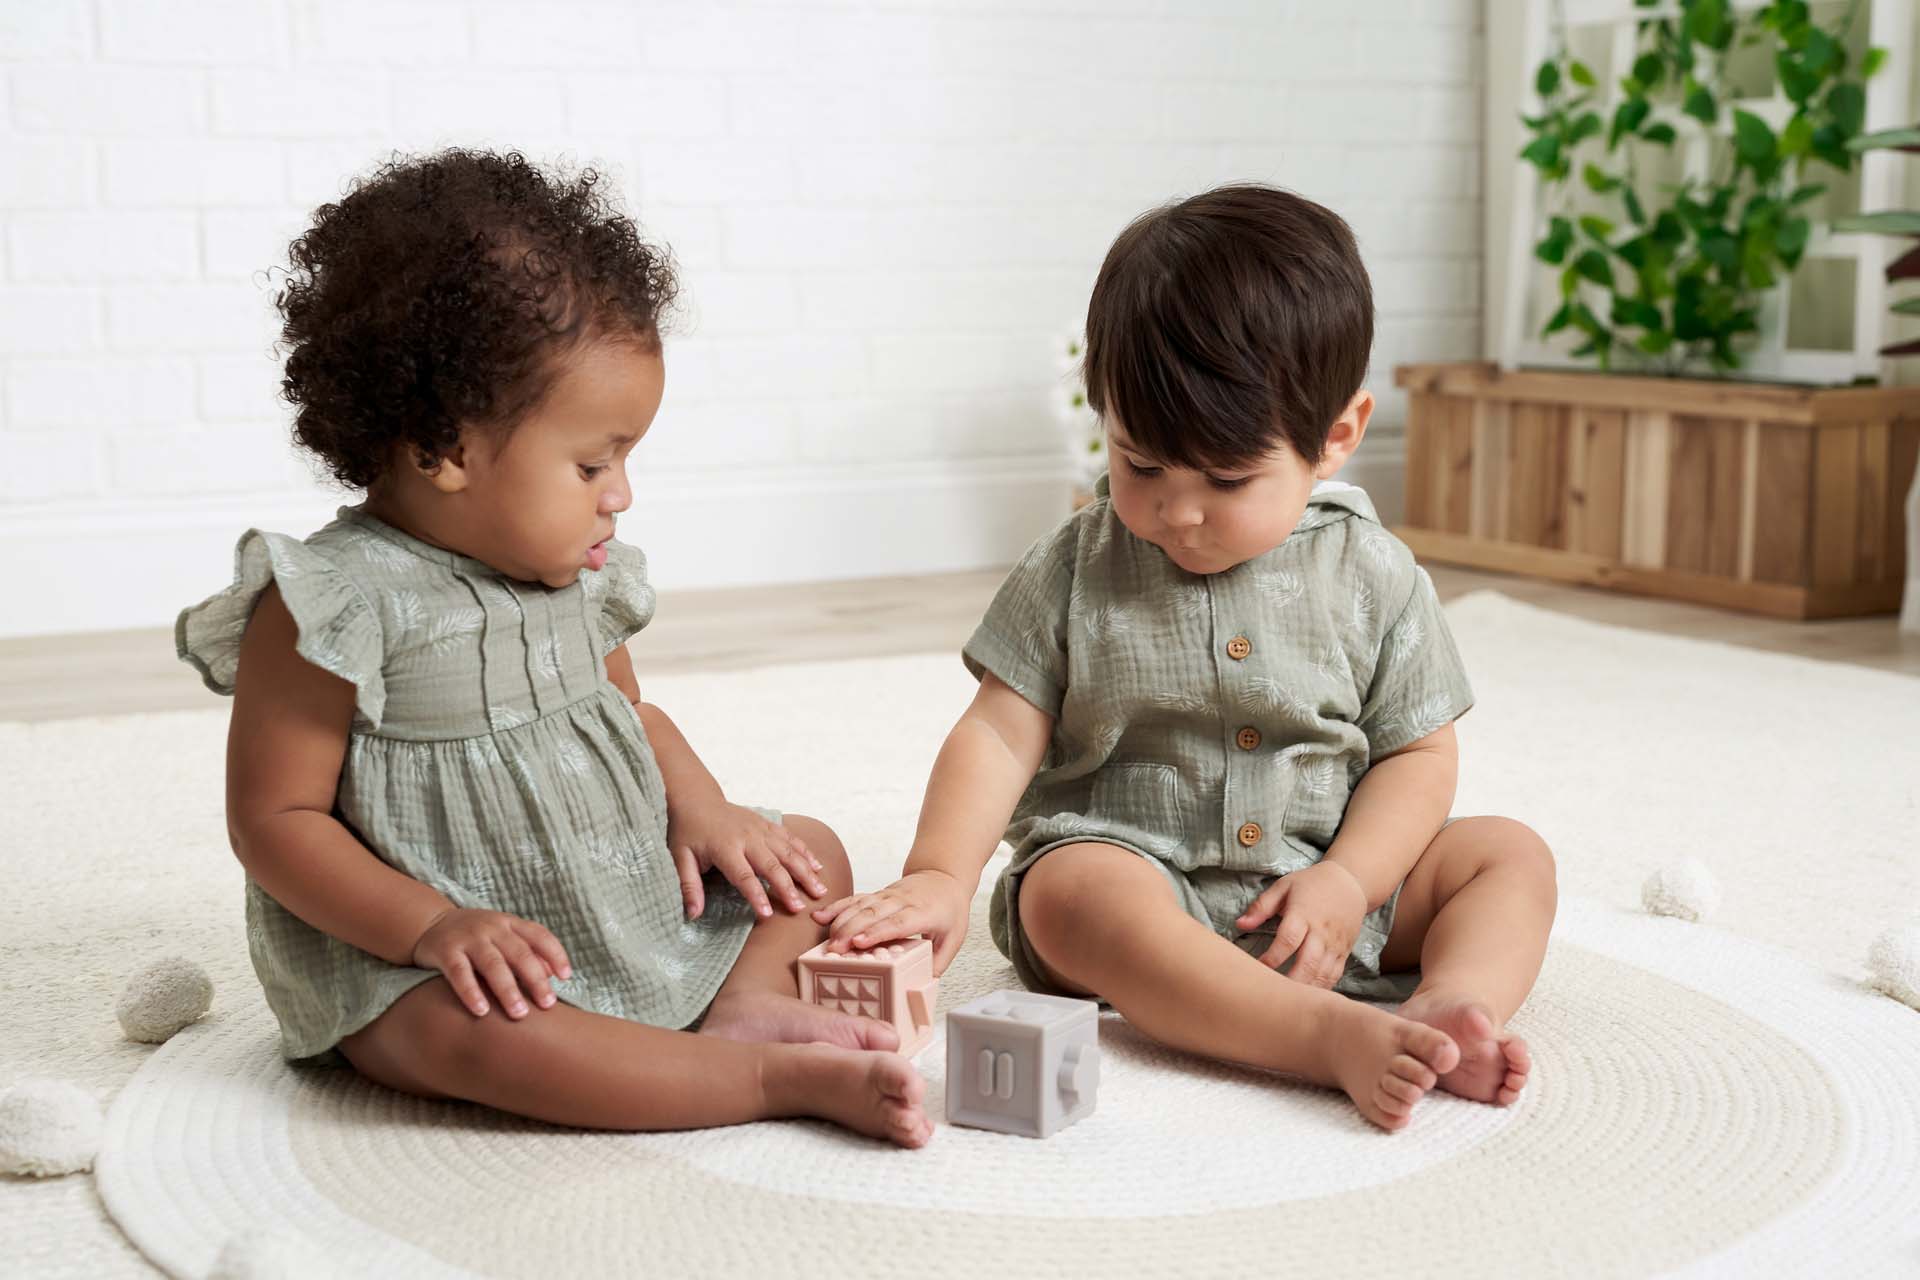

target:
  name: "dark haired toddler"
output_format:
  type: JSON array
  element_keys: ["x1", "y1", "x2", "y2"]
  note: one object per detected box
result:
[{"x1": 818, "y1": 185, "x2": 1556, "y2": 1131}]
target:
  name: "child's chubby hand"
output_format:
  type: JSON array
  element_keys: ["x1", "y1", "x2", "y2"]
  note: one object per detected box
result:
[
  {"x1": 812, "y1": 870, "x2": 970, "y2": 975},
  {"x1": 411, "y1": 908, "x2": 574, "y2": 1020},
  {"x1": 1235, "y1": 860, "x2": 1369, "y2": 989},
  {"x1": 668, "y1": 801, "x2": 828, "y2": 921}
]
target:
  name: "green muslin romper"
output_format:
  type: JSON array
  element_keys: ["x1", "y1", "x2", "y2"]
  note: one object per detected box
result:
[
  {"x1": 177, "y1": 507, "x2": 758, "y2": 1061},
  {"x1": 967, "y1": 476, "x2": 1475, "y2": 1002}
]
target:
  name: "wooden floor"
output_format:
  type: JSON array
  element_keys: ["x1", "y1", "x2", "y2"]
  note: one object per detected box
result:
[{"x1": 2, "y1": 564, "x2": 1916, "y2": 723}]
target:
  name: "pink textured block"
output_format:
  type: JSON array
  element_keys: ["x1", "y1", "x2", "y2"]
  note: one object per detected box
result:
[{"x1": 797, "y1": 936, "x2": 940, "y2": 1058}]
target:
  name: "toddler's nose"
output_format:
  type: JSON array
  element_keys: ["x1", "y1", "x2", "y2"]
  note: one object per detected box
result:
[{"x1": 1160, "y1": 499, "x2": 1204, "y2": 528}]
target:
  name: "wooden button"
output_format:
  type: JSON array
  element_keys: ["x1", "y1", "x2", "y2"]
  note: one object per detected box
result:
[
  {"x1": 1226, "y1": 635, "x2": 1252, "y2": 660},
  {"x1": 1235, "y1": 726, "x2": 1261, "y2": 751},
  {"x1": 1237, "y1": 821, "x2": 1263, "y2": 847}
]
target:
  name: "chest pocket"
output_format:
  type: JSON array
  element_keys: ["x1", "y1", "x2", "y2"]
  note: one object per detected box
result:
[{"x1": 1090, "y1": 762, "x2": 1196, "y2": 870}]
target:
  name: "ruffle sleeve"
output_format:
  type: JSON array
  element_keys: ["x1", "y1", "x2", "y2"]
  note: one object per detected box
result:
[
  {"x1": 593, "y1": 539, "x2": 657, "y2": 656},
  {"x1": 175, "y1": 531, "x2": 388, "y2": 731}
]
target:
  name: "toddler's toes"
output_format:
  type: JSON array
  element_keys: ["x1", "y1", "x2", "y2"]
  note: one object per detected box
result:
[
  {"x1": 1390, "y1": 1053, "x2": 1439, "y2": 1094},
  {"x1": 884, "y1": 1101, "x2": 932, "y2": 1147},
  {"x1": 1406, "y1": 1022, "x2": 1461, "y2": 1076}
]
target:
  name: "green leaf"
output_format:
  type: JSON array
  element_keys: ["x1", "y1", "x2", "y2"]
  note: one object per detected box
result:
[
  {"x1": 1576, "y1": 248, "x2": 1614, "y2": 288},
  {"x1": 1632, "y1": 52, "x2": 1665, "y2": 89},
  {"x1": 1568, "y1": 110, "x2": 1605, "y2": 145},
  {"x1": 1653, "y1": 210, "x2": 1688, "y2": 246},
  {"x1": 1624, "y1": 187, "x2": 1648, "y2": 226},
  {"x1": 1776, "y1": 53, "x2": 1819, "y2": 105},
  {"x1": 1520, "y1": 135, "x2": 1562, "y2": 170},
  {"x1": 1774, "y1": 216, "x2": 1810, "y2": 268},
  {"x1": 1609, "y1": 97, "x2": 1652, "y2": 149},
  {"x1": 1583, "y1": 163, "x2": 1621, "y2": 194},
  {"x1": 1733, "y1": 110, "x2": 1777, "y2": 169},
  {"x1": 1637, "y1": 330, "x2": 1675, "y2": 355},
  {"x1": 1862, "y1": 47, "x2": 1888, "y2": 80},
  {"x1": 1802, "y1": 27, "x2": 1840, "y2": 76},
  {"x1": 1536, "y1": 61, "x2": 1561, "y2": 97},
  {"x1": 1682, "y1": 83, "x2": 1717, "y2": 124},
  {"x1": 1543, "y1": 302, "x2": 1575, "y2": 334},
  {"x1": 1686, "y1": 0, "x2": 1732, "y2": 50},
  {"x1": 1781, "y1": 115, "x2": 1814, "y2": 158},
  {"x1": 1640, "y1": 122, "x2": 1677, "y2": 146},
  {"x1": 1534, "y1": 216, "x2": 1575, "y2": 264},
  {"x1": 1833, "y1": 212, "x2": 1920, "y2": 236},
  {"x1": 1828, "y1": 83, "x2": 1866, "y2": 136},
  {"x1": 1611, "y1": 297, "x2": 1663, "y2": 328},
  {"x1": 1787, "y1": 183, "x2": 1827, "y2": 206},
  {"x1": 1579, "y1": 214, "x2": 1616, "y2": 243},
  {"x1": 1701, "y1": 230, "x2": 1741, "y2": 275},
  {"x1": 1569, "y1": 60, "x2": 1597, "y2": 88},
  {"x1": 1889, "y1": 296, "x2": 1920, "y2": 316}
]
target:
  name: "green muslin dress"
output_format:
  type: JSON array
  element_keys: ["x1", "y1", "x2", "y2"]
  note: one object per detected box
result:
[
  {"x1": 966, "y1": 476, "x2": 1475, "y2": 1001},
  {"x1": 178, "y1": 507, "x2": 757, "y2": 1061}
]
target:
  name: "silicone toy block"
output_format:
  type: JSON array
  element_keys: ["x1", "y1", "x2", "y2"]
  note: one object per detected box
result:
[
  {"x1": 797, "y1": 937, "x2": 940, "y2": 1057},
  {"x1": 945, "y1": 991, "x2": 1100, "y2": 1138}
]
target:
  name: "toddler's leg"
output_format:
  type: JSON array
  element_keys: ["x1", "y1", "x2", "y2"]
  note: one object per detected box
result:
[
  {"x1": 339, "y1": 976, "x2": 931, "y2": 1147},
  {"x1": 1378, "y1": 816, "x2": 1557, "y2": 1105},
  {"x1": 1017, "y1": 843, "x2": 1460, "y2": 1131},
  {"x1": 697, "y1": 814, "x2": 901, "y2": 1051}
]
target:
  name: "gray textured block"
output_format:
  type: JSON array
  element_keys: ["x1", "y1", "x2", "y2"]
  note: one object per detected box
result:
[{"x1": 945, "y1": 990, "x2": 1100, "y2": 1137}]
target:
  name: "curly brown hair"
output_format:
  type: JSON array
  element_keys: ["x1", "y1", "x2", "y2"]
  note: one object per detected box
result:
[{"x1": 276, "y1": 148, "x2": 678, "y2": 490}]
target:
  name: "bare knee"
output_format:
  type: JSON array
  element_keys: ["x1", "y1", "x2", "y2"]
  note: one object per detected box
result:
[
  {"x1": 783, "y1": 813, "x2": 852, "y2": 896},
  {"x1": 339, "y1": 979, "x2": 507, "y2": 1099},
  {"x1": 1476, "y1": 817, "x2": 1557, "y2": 899},
  {"x1": 1019, "y1": 844, "x2": 1152, "y2": 956}
]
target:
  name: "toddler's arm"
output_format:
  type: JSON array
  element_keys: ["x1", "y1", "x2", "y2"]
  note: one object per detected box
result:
[
  {"x1": 603, "y1": 645, "x2": 826, "y2": 920},
  {"x1": 228, "y1": 588, "x2": 568, "y2": 1018},
  {"x1": 812, "y1": 672, "x2": 1053, "y2": 971},
  {"x1": 1324, "y1": 722, "x2": 1458, "y2": 907}
]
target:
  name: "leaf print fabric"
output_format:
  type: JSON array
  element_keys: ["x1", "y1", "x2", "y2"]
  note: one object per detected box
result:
[
  {"x1": 963, "y1": 473, "x2": 1473, "y2": 1004},
  {"x1": 176, "y1": 508, "x2": 757, "y2": 1062}
]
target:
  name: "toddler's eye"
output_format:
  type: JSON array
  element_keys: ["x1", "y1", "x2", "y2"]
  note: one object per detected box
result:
[
  {"x1": 1123, "y1": 457, "x2": 1162, "y2": 478},
  {"x1": 1207, "y1": 474, "x2": 1253, "y2": 491},
  {"x1": 578, "y1": 463, "x2": 608, "y2": 480}
]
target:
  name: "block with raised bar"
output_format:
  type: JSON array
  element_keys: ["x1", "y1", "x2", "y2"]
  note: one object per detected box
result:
[{"x1": 945, "y1": 990, "x2": 1100, "y2": 1137}]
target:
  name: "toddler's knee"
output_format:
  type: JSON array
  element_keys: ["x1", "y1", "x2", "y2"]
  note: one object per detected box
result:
[
  {"x1": 1487, "y1": 818, "x2": 1556, "y2": 892},
  {"x1": 1017, "y1": 849, "x2": 1102, "y2": 953},
  {"x1": 784, "y1": 814, "x2": 853, "y2": 895}
]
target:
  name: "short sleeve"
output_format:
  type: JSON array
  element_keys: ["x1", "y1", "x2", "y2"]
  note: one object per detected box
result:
[
  {"x1": 175, "y1": 531, "x2": 387, "y2": 731},
  {"x1": 593, "y1": 539, "x2": 657, "y2": 656},
  {"x1": 1356, "y1": 563, "x2": 1474, "y2": 760},
  {"x1": 962, "y1": 520, "x2": 1075, "y2": 718}
]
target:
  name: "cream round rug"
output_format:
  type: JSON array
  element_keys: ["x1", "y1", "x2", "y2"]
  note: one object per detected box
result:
[
  {"x1": 7, "y1": 591, "x2": 1919, "y2": 1276},
  {"x1": 95, "y1": 892, "x2": 1920, "y2": 1278}
]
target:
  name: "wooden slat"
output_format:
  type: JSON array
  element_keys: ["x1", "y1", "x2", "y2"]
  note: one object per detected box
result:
[
  {"x1": 1506, "y1": 402, "x2": 1567, "y2": 549},
  {"x1": 1737, "y1": 420, "x2": 1760, "y2": 581},
  {"x1": 1752, "y1": 426, "x2": 1813, "y2": 586},
  {"x1": 1440, "y1": 397, "x2": 1475, "y2": 535},
  {"x1": 1854, "y1": 420, "x2": 1891, "y2": 582},
  {"x1": 1666, "y1": 416, "x2": 1714, "y2": 574},
  {"x1": 1393, "y1": 361, "x2": 1920, "y2": 426},
  {"x1": 1395, "y1": 526, "x2": 1819, "y2": 618},
  {"x1": 1707, "y1": 418, "x2": 1744, "y2": 578},
  {"x1": 1404, "y1": 392, "x2": 1436, "y2": 528},
  {"x1": 1812, "y1": 426, "x2": 1862, "y2": 586},
  {"x1": 1470, "y1": 398, "x2": 1511, "y2": 542},
  {"x1": 1567, "y1": 408, "x2": 1626, "y2": 559},
  {"x1": 1889, "y1": 421, "x2": 1920, "y2": 584},
  {"x1": 1621, "y1": 411, "x2": 1671, "y2": 568}
]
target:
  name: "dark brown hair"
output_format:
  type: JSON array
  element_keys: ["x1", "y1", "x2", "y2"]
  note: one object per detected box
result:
[
  {"x1": 276, "y1": 148, "x2": 678, "y2": 490},
  {"x1": 1082, "y1": 183, "x2": 1373, "y2": 469}
]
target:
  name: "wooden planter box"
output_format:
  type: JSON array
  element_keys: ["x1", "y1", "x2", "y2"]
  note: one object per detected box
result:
[{"x1": 1393, "y1": 363, "x2": 1920, "y2": 619}]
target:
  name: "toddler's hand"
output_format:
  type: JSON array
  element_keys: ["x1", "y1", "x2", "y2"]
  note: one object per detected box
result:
[
  {"x1": 1235, "y1": 861, "x2": 1368, "y2": 989},
  {"x1": 410, "y1": 908, "x2": 573, "y2": 1019},
  {"x1": 812, "y1": 870, "x2": 970, "y2": 974},
  {"x1": 668, "y1": 802, "x2": 827, "y2": 921}
]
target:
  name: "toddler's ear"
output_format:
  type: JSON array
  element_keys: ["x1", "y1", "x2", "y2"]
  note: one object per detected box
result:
[
  {"x1": 1315, "y1": 389, "x2": 1374, "y2": 479},
  {"x1": 420, "y1": 441, "x2": 472, "y2": 494}
]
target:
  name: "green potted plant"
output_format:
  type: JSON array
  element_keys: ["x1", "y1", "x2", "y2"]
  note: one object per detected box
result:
[{"x1": 1394, "y1": 0, "x2": 1920, "y2": 620}]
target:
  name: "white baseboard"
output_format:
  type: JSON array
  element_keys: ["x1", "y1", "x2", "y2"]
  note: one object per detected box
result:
[{"x1": 0, "y1": 438, "x2": 1407, "y2": 640}]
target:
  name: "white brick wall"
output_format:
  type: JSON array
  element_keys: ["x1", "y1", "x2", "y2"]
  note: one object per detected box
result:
[{"x1": 0, "y1": 0, "x2": 1482, "y2": 638}]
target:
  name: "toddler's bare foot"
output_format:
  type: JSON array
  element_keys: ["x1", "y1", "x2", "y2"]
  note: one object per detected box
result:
[
  {"x1": 699, "y1": 989, "x2": 900, "y2": 1052},
  {"x1": 769, "y1": 1043, "x2": 933, "y2": 1148},
  {"x1": 1397, "y1": 992, "x2": 1530, "y2": 1106},
  {"x1": 1321, "y1": 1002, "x2": 1461, "y2": 1131}
]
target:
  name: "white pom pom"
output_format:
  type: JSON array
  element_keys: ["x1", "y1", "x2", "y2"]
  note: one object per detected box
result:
[
  {"x1": 1866, "y1": 924, "x2": 1920, "y2": 1011},
  {"x1": 116, "y1": 955, "x2": 213, "y2": 1044},
  {"x1": 0, "y1": 1078, "x2": 103, "y2": 1176},
  {"x1": 1641, "y1": 858, "x2": 1721, "y2": 922},
  {"x1": 208, "y1": 1227, "x2": 332, "y2": 1280}
]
